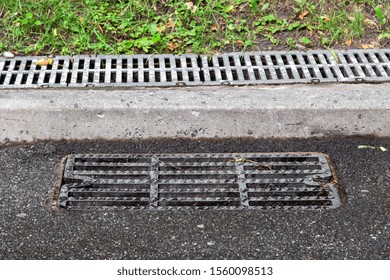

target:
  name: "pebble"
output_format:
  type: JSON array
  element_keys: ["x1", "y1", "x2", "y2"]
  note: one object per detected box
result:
[
  {"x1": 3, "y1": 51, "x2": 15, "y2": 59},
  {"x1": 16, "y1": 213, "x2": 27, "y2": 218},
  {"x1": 197, "y1": 224, "x2": 205, "y2": 229},
  {"x1": 207, "y1": 241, "x2": 215, "y2": 246}
]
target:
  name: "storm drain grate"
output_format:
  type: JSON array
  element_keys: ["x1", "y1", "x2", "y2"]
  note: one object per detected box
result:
[
  {"x1": 48, "y1": 153, "x2": 342, "y2": 211},
  {"x1": 1, "y1": 49, "x2": 390, "y2": 88},
  {"x1": 200, "y1": 49, "x2": 390, "y2": 85}
]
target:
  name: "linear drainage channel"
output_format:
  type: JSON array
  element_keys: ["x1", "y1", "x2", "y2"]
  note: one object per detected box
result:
[
  {"x1": 2, "y1": 49, "x2": 390, "y2": 88},
  {"x1": 46, "y1": 153, "x2": 343, "y2": 212}
]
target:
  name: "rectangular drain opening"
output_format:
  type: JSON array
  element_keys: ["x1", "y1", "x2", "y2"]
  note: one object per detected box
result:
[{"x1": 47, "y1": 153, "x2": 343, "y2": 211}]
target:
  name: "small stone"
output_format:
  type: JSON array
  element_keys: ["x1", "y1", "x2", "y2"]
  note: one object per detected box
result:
[
  {"x1": 197, "y1": 224, "x2": 205, "y2": 229},
  {"x1": 16, "y1": 213, "x2": 27, "y2": 218},
  {"x1": 361, "y1": 190, "x2": 369, "y2": 193},
  {"x1": 207, "y1": 241, "x2": 215, "y2": 246},
  {"x1": 3, "y1": 51, "x2": 15, "y2": 59}
]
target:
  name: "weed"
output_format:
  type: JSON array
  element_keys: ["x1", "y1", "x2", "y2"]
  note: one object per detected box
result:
[
  {"x1": 301, "y1": 36, "x2": 312, "y2": 45},
  {"x1": 0, "y1": 0, "x2": 389, "y2": 55},
  {"x1": 375, "y1": 5, "x2": 386, "y2": 26},
  {"x1": 285, "y1": 37, "x2": 296, "y2": 49}
]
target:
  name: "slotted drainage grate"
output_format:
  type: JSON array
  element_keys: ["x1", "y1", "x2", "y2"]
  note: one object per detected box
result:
[
  {"x1": 47, "y1": 153, "x2": 343, "y2": 211},
  {"x1": 2, "y1": 49, "x2": 390, "y2": 88}
]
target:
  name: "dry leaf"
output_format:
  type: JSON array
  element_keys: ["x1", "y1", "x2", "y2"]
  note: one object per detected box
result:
[
  {"x1": 371, "y1": 40, "x2": 380, "y2": 47},
  {"x1": 358, "y1": 145, "x2": 388, "y2": 151},
  {"x1": 299, "y1": 10, "x2": 309, "y2": 20},
  {"x1": 167, "y1": 41, "x2": 179, "y2": 51},
  {"x1": 361, "y1": 44, "x2": 375, "y2": 49},
  {"x1": 35, "y1": 58, "x2": 53, "y2": 66},
  {"x1": 236, "y1": 40, "x2": 244, "y2": 46},
  {"x1": 156, "y1": 25, "x2": 166, "y2": 32},
  {"x1": 364, "y1": 18, "x2": 378, "y2": 29},
  {"x1": 167, "y1": 20, "x2": 175, "y2": 28},
  {"x1": 345, "y1": 39, "x2": 352, "y2": 46},
  {"x1": 185, "y1": 1, "x2": 197, "y2": 13},
  {"x1": 98, "y1": 24, "x2": 104, "y2": 34}
]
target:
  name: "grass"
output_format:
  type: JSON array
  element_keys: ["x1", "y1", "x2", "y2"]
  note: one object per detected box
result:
[{"x1": 0, "y1": 0, "x2": 389, "y2": 55}]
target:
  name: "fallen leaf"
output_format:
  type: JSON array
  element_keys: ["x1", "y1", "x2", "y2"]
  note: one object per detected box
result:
[
  {"x1": 370, "y1": 40, "x2": 380, "y2": 47},
  {"x1": 35, "y1": 58, "x2": 53, "y2": 66},
  {"x1": 185, "y1": 1, "x2": 197, "y2": 13},
  {"x1": 167, "y1": 41, "x2": 179, "y2": 51},
  {"x1": 156, "y1": 25, "x2": 166, "y2": 32},
  {"x1": 364, "y1": 18, "x2": 378, "y2": 29},
  {"x1": 295, "y1": 43, "x2": 307, "y2": 51},
  {"x1": 167, "y1": 20, "x2": 175, "y2": 28},
  {"x1": 361, "y1": 44, "x2": 375, "y2": 49},
  {"x1": 345, "y1": 39, "x2": 352, "y2": 46},
  {"x1": 236, "y1": 39, "x2": 244, "y2": 46},
  {"x1": 358, "y1": 145, "x2": 387, "y2": 151},
  {"x1": 299, "y1": 10, "x2": 309, "y2": 20},
  {"x1": 98, "y1": 24, "x2": 104, "y2": 34}
]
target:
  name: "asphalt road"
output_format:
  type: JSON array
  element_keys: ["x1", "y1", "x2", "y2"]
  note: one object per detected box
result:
[{"x1": 0, "y1": 137, "x2": 389, "y2": 260}]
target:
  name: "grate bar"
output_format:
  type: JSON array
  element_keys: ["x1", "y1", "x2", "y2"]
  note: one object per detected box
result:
[{"x1": 51, "y1": 153, "x2": 343, "y2": 211}]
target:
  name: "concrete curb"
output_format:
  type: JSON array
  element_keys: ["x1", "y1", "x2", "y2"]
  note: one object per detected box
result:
[{"x1": 0, "y1": 84, "x2": 389, "y2": 143}]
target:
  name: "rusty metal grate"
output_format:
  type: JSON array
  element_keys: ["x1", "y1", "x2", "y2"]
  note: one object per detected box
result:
[
  {"x1": 47, "y1": 153, "x2": 342, "y2": 211},
  {"x1": 2, "y1": 49, "x2": 390, "y2": 88}
]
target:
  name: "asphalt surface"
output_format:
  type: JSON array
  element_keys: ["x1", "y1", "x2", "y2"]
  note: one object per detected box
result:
[{"x1": 0, "y1": 137, "x2": 389, "y2": 260}]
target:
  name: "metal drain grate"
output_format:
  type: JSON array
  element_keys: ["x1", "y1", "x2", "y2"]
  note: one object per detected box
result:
[
  {"x1": 200, "y1": 50, "x2": 390, "y2": 85},
  {"x1": 0, "y1": 54, "x2": 201, "y2": 88},
  {"x1": 1, "y1": 49, "x2": 390, "y2": 88},
  {"x1": 48, "y1": 153, "x2": 342, "y2": 211}
]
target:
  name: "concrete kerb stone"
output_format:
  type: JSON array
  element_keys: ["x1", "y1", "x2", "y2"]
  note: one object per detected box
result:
[{"x1": 0, "y1": 83, "x2": 389, "y2": 144}]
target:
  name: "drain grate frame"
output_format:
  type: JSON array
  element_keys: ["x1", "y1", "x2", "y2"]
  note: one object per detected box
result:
[
  {"x1": 2, "y1": 49, "x2": 390, "y2": 88},
  {"x1": 47, "y1": 152, "x2": 343, "y2": 212}
]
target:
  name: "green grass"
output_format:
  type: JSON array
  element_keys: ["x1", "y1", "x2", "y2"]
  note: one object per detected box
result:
[{"x1": 0, "y1": 0, "x2": 389, "y2": 55}]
